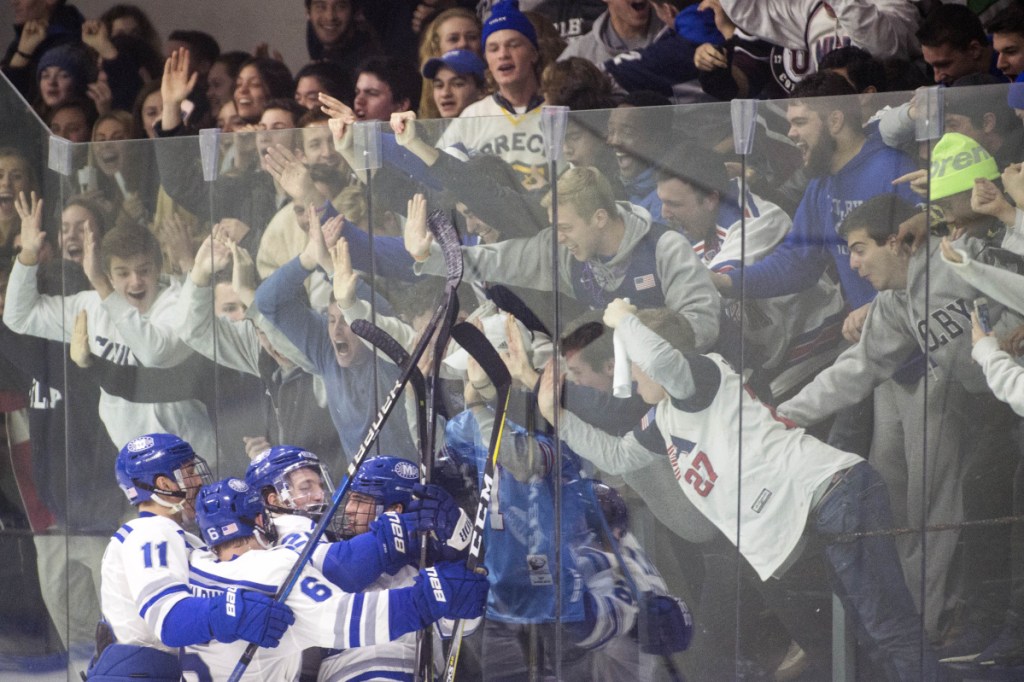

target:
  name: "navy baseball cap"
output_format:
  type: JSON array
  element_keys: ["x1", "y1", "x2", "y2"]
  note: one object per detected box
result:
[{"x1": 422, "y1": 49, "x2": 486, "y2": 80}]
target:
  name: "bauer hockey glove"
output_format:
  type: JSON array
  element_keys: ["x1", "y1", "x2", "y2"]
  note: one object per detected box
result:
[
  {"x1": 411, "y1": 562, "x2": 489, "y2": 623},
  {"x1": 207, "y1": 587, "x2": 295, "y2": 648},
  {"x1": 371, "y1": 510, "x2": 424, "y2": 574},
  {"x1": 638, "y1": 592, "x2": 693, "y2": 655},
  {"x1": 407, "y1": 483, "x2": 473, "y2": 561}
]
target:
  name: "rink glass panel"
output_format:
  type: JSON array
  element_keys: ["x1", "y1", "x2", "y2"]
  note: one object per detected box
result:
[{"x1": 1, "y1": 70, "x2": 1018, "y2": 681}]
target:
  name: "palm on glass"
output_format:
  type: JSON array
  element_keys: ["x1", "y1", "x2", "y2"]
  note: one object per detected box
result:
[
  {"x1": 329, "y1": 236, "x2": 359, "y2": 309},
  {"x1": 403, "y1": 193, "x2": 432, "y2": 260},
  {"x1": 14, "y1": 191, "x2": 45, "y2": 263}
]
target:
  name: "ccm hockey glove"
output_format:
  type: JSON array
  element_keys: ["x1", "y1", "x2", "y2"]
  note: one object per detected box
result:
[{"x1": 207, "y1": 587, "x2": 295, "y2": 648}]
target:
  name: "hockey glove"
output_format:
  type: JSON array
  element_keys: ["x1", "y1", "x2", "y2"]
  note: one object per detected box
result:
[
  {"x1": 407, "y1": 483, "x2": 473, "y2": 561},
  {"x1": 638, "y1": 592, "x2": 692, "y2": 655},
  {"x1": 370, "y1": 511, "x2": 423, "y2": 574},
  {"x1": 411, "y1": 561, "x2": 489, "y2": 623},
  {"x1": 207, "y1": 587, "x2": 295, "y2": 648}
]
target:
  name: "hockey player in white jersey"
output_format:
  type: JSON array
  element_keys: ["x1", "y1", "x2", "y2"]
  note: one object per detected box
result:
[
  {"x1": 245, "y1": 446, "x2": 339, "y2": 549},
  {"x1": 245, "y1": 448, "x2": 474, "y2": 680},
  {"x1": 245, "y1": 447, "x2": 472, "y2": 589},
  {"x1": 183, "y1": 476, "x2": 487, "y2": 681},
  {"x1": 538, "y1": 301, "x2": 945, "y2": 682},
  {"x1": 89, "y1": 434, "x2": 294, "y2": 681},
  {"x1": 570, "y1": 480, "x2": 692, "y2": 681},
  {"x1": 316, "y1": 456, "x2": 471, "y2": 681}
]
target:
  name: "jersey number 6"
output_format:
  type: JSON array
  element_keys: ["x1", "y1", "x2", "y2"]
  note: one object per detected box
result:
[{"x1": 300, "y1": 576, "x2": 332, "y2": 602}]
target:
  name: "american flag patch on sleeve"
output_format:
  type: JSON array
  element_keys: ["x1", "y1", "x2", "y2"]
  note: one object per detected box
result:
[
  {"x1": 640, "y1": 407, "x2": 657, "y2": 430},
  {"x1": 633, "y1": 273, "x2": 655, "y2": 291}
]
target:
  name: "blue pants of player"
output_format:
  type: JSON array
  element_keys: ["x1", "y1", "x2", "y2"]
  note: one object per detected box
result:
[{"x1": 813, "y1": 461, "x2": 945, "y2": 682}]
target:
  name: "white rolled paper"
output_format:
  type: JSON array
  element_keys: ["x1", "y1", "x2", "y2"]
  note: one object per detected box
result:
[{"x1": 612, "y1": 328, "x2": 632, "y2": 398}]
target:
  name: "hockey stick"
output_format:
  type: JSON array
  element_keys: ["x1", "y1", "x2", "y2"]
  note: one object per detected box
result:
[
  {"x1": 350, "y1": 320, "x2": 428, "y2": 475},
  {"x1": 346, "y1": 309, "x2": 445, "y2": 682},
  {"x1": 441, "y1": 321, "x2": 513, "y2": 682},
  {"x1": 351, "y1": 316, "x2": 457, "y2": 682},
  {"x1": 350, "y1": 318, "x2": 436, "y2": 682},
  {"x1": 415, "y1": 213, "x2": 464, "y2": 682},
  {"x1": 227, "y1": 208, "x2": 463, "y2": 682}
]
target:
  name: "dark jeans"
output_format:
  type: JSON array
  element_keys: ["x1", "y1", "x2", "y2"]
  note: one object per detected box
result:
[{"x1": 814, "y1": 461, "x2": 944, "y2": 682}]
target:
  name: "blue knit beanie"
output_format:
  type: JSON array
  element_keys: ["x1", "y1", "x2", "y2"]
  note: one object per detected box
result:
[
  {"x1": 37, "y1": 43, "x2": 92, "y2": 93},
  {"x1": 482, "y1": 1, "x2": 538, "y2": 50},
  {"x1": 675, "y1": 5, "x2": 725, "y2": 46}
]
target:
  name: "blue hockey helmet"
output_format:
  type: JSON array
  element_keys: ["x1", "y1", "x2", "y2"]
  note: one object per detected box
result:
[
  {"x1": 245, "y1": 445, "x2": 334, "y2": 518},
  {"x1": 115, "y1": 434, "x2": 212, "y2": 513},
  {"x1": 195, "y1": 478, "x2": 265, "y2": 548},
  {"x1": 339, "y1": 456, "x2": 419, "y2": 538},
  {"x1": 585, "y1": 480, "x2": 629, "y2": 536},
  {"x1": 350, "y1": 456, "x2": 419, "y2": 507}
]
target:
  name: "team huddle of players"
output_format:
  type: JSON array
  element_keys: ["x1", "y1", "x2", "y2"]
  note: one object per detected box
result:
[{"x1": 90, "y1": 435, "x2": 489, "y2": 680}]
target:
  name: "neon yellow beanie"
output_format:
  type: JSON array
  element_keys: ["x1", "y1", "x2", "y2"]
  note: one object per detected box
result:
[{"x1": 929, "y1": 132, "x2": 1000, "y2": 201}]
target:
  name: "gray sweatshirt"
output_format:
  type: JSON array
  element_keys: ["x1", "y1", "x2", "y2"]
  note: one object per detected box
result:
[{"x1": 780, "y1": 236, "x2": 1024, "y2": 425}]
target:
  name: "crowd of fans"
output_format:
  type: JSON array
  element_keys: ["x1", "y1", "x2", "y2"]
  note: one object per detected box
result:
[{"x1": 3, "y1": 0, "x2": 1024, "y2": 679}]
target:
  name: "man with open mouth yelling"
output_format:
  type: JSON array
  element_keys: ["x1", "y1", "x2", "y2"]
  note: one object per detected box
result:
[{"x1": 254, "y1": 204, "x2": 417, "y2": 462}]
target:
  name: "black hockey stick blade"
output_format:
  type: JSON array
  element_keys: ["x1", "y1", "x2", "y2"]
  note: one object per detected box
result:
[
  {"x1": 428, "y1": 208, "x2": 464, "y2": 288},
  {"x1": 448, "y1": 321, "x2": 511, "y2": 573},
  {"x1": 441, "y1": 321, "x2": 513, "y2": 682},
  {"x1": 228, "y1": 203, "x2": 463, "y2": 682},
  {"x1": 487, "y1": 284, "x2": 551, "y2": 338}
]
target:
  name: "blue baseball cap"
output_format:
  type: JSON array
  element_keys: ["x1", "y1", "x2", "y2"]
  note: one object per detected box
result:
[{"x1": 422, "y1": 49, "x2": 486, "y2": 80}]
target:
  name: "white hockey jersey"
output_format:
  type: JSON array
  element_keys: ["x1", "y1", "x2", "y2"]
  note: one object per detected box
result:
[
  {"x1": 558, "y1": 316, "x2": 862, "y2": 580},
  {"x1": 184, "y1": 546, "x2": 401, "y2": 681},
  {"x1": 100, "y1": 513, "x2": 204, "y2": 652},
  {"x1": 648, "y1": 351, "x2": 860, "y2": 579},
  {"x1": 574, "y1": 532, "x2": 673, "y2": 681},
  {"x1": 268, "y1": 513, "x2": 444, "y2": 682}
]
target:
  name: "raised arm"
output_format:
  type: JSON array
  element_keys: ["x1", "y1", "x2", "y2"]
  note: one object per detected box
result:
[
  {"x1": 778, "y1": 296, "x2": 918, "y2": 426},
  {"x1": 253, "y1": 254, "x2": 333, "y2": 375},
  {"x1": 536, "y1": 362, "x2": 659, "y2": 475},
  {"x1": 4, "y1": 192, "x2": 85, "y2": 340},
  {"x1": 941, "y1": 237, "x2": 1024, "y2": 314}
]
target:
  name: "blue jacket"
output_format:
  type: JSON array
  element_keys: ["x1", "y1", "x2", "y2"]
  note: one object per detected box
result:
[
  {"x1": 727, "y1": 134, "x2": 919, "y2": 308},
  {"x1": 254, "y1": 257, "x2": 416, "y2": 460},
  {"x1": 442, "y1": 410, "x2": 587, "y2": 623}
]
